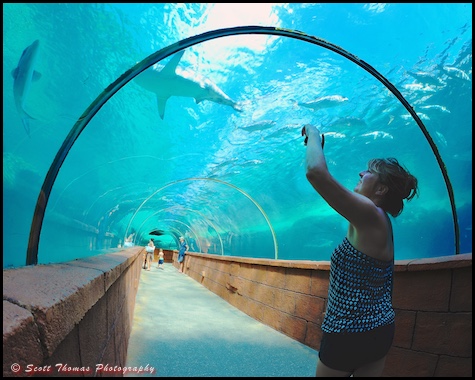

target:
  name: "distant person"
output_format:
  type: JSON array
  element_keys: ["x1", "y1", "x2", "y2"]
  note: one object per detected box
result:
[
  {"x1": 157, "y1": 248, "x2": 165, "y2": 269},
  {"x1": 177, "y1": 236, "x2": 188, "y2": 273},
  {"x1": 187, "y1": 235, "x2": 197, "y2": 252},
  {"x1": 124, "y1": 233, "x2": 135, "y2": 247},
  {"x1": 145, "y1": 238, "x2": 155, "y2": 271},
  {"x1": 301, "y1": 124, "x2": 418, "y2": 377},
  {"x1": 185, "y1": 232, "x2": 197, "y2": 252},
  {"x1": 202, "y1": 238, "x2": 211, "y2": 253}
]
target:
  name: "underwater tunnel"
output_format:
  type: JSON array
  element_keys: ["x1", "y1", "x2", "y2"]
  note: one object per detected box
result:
[{"x1": 3, "y1": 4, "x2": 472, "y2": 269}]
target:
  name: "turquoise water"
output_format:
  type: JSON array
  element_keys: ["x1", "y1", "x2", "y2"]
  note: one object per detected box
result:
[{"x1": 3, "y1": 3, "x2": 472, "y2": 268}]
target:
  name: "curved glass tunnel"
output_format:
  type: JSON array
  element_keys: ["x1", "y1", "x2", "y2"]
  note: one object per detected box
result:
[{"x1": 3, "y1": 3, "x2": 472, "y2": 268}]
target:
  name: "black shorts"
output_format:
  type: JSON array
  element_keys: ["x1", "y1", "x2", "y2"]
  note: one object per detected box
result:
[{"x1": 319, "y1": 323, "x2": 395, "y2": 372}]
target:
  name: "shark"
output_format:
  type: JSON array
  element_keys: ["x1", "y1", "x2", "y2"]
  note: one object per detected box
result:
[
  {"x1": 12, "y1": 39, "x2": 41, "y2": 136},
  {"x1": 298, "y1": 95, "x2": 348, "y2": 111},
  {"x1": 134, "y1": 50, "x2": 242, "y2": 119}
]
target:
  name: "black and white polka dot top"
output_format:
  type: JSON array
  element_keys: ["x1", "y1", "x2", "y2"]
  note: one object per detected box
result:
[{"x1": 321, "y1": 237, "x2": 395, "y2": 333}]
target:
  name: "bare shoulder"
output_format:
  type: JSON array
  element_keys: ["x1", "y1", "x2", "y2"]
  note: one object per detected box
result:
[{"x1": 348, "y1": 208, "x2": 393, "y2": 261}]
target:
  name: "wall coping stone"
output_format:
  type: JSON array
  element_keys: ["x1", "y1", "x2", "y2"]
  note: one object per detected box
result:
[
  {"x1": 3, "y1": 247, "x2": 142, "y2": 359},
  {"x1": 186, "y1": 252, "x2": 472, "y2": 272}
]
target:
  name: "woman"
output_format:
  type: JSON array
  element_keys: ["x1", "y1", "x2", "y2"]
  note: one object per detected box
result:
[
  {"x1": 302, "y1": 124, "x2": 418, "y2": 377},
  {"x1": 177, "y1": 236, "x2": 188, "y2": 273},
  {"x1": 145, "y1": 238, "x2": 155, "y2": 271}
]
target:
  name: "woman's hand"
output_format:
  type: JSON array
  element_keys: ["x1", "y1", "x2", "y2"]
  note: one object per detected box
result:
[
  {"x1": 302, "y1": 124, "x2": 319, "y2": 138},
  {"x1": 302, "y1": 124, "x2": 324, "y2": 148}
]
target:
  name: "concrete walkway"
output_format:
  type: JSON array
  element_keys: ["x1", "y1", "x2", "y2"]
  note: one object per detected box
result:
[{"x1": 125, "y1": 263, "x2": 318, "y2": 377}]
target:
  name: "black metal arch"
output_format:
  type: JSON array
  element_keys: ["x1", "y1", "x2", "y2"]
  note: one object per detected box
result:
[{"x1": 26, "y1": 25, "x2": 460, "y2": 265}]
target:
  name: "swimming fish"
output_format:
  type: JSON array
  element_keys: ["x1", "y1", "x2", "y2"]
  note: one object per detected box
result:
[
  {"x1": 239, "y1": 119, "x2": 276, "y2": 132},
  {"x1": 326, "y1": 116, "x2": 366, "y2": 130},
  {"x1": 406, "y1": 70, "x2": 443, "y2": 87},
  {"x1": 403, "y1": 83, "x2": 437, "y2": 93},
  {"x1": 420, "y1": 104, "x2": 451, "y2": 114},
  {"x1": 361, "y1": 131, "x2": 394, "y2": 140},
  {"x1": 12, "y1": 39, "x2": 41, "y2": 136},
  {"x1": 442, "y1": 65, "x2": 471, "y2": 81},
  {"x1": 134, "y1": 51, "x2": 242, "y2": 119},
  {"x1": 298, "y1": 95, "x2": 348, "y2": 111}
]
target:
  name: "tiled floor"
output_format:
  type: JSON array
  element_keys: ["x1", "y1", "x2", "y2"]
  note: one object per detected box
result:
[{"x1": 125, "y1": 263, "x2": 318, "y2": 377}]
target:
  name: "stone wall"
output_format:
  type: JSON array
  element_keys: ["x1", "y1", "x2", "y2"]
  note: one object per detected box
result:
[
  {"x1": 4, "y1": 247, "x2": 470, "y2": 377},
  {"x1": 3, "y1": 247, "x2": 143, "y2": 377},
  {"x1": 176, "y1": 251, "x2": 472, "y2": 377}
]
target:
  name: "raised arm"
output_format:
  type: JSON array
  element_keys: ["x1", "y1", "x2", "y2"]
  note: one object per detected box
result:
[{"x1": 303, "y1": 124, "x2": 383, "y2": 230}]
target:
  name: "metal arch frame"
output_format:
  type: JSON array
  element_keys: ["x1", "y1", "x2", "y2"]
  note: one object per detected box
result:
[
  {"x1": 123, "y1": 177, "x2": 275, "y2": 258},
  {"x1": 159, "y1": 219, "x2": 202, "y2": 251},
  {"x1": 132, "y1": 205, "x2": 225, "y2": 254},
  {"x1": 27, "y1": 25, "x2": 460, "y2": 265},
  {"x1": 141, "y1": 219, "x2": 201, "y2": 252},
  {"x1": 152, "y1": 205, "x2": 224, "y2": 255}
]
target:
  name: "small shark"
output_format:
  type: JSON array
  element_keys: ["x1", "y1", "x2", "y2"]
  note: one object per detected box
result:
[
  {"x1": 134, "y1": 51, "x2": 242, "y2": 119},
  {"x1": 406, "y1": 70, "x2": 443, "y2": 87},
  {"x1": 327, "y1": 116, "x2": 367, "y2": 130},
  {"x1": 298, "y1": 95, "x2": 348, "y2": 111},
  {"x1": 239, "y1": 119, "x2": 276, "y2": 132},
  {"x1": 12, "y1": 39, "x2": 41, "y2": 136}
]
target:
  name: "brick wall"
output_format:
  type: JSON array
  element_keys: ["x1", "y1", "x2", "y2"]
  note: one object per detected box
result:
[
  {"x1": 3, "y1": 247, "x2": 143, "y2": 377},
  {"x1": 178, "y1": 252, "x2": 472, "y2": 377}
]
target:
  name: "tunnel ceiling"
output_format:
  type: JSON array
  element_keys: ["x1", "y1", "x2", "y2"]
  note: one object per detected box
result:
[{"x1": 3, "y1": 3, "x2": 472, "y2": 268}]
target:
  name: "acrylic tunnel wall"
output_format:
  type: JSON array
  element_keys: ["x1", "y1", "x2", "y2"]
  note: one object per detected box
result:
[{"x1": 3, "y1": 3, "x2": 472, "y2": 269}]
